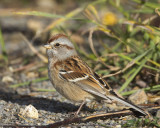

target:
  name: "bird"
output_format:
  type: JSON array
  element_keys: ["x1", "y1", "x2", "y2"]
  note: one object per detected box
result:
[{"x1": 44, "y1": 33, "x2": 148, "y2": 116}]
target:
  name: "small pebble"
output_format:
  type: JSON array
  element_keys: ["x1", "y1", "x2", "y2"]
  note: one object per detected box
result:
[
  {"x1": 136, "y1": 80, "x2": 147, "y2": 88},
  {"x1": 129, "y1": 90, "x2": 148, "y2": 105},
  {"x1": 116, "y1": 125, "x2": 121, "y2": 128},
  {"x1": 20, "y1": 104, "x2": 39, "y2": 119},
  {"x1": 2, "y1": 76, "x2": 14, "y2": 83},
  {"x1": 156, "y1": 109, "x2": 160, "y2": 118},
  {"x1": 0, "y1": 100, "x2": 7, "y2": 105},
  {"x1": 97, "y1": 119, "x2": 103, "y2": 123}
]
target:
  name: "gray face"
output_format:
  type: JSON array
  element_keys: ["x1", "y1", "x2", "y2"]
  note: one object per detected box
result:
[{"x1": 46, "y1": 37, "x2": 77, "y2": 61}]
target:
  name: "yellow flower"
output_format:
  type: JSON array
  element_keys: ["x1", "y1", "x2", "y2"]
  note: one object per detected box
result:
[{"x1": 102, "y1": 12, "x2": 117, "y2": 26}]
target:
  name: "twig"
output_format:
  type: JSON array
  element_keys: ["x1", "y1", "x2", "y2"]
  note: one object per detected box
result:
[
  {"x1": 19, "y1": 33, "x2": 48, "y2": 63},
  {"x1": 121, "y1": 85, "x2": 160, "y2": 96},
  {"x1": 88, "y1": 28, "x2": 118, "y2": 70},
  {"x1": 1, "y1": 105, "x2": 159, "y2": 128},
  {"x1": 43, "y1": 8, "x2": 82, "y2": 33},
  {"x1": 102, "y1": 45, "x2": 155, "y2": 78},
  {"x1": 88, "y1": 28, "x2": 141, "y2": 78},
  {"x1": 102, "y1": 59, "x2": 135, "y2": 78},
  {"x1": 12, "y1": 62, "x2": 36, "y2": 72},
  {"x1": 45, "y1": 105, "x2": 159, "y2": 128},
  {"x1": 142, "y1": 15, "x2": 157, "y2": 24},
  {"x1": 155, "y1": 8, "x2": 160, "y2": 16}
]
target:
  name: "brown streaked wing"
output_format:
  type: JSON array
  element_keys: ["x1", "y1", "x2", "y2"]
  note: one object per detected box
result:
[
  {"x1": 93, "y1": 72, "x2": 112, "y2": 90},
  {"x1": 59, "y1": 70, "x2": 88, "y2": 82},
  {"x1": 59, "y1": 70, "x2": 106, "y2": 97},
  {"x1": 58, "y1": 56, "x2": 108, "y2": 97},
  {"x1": 63, "y1": 56, "x2": 93, "y2": 74}
]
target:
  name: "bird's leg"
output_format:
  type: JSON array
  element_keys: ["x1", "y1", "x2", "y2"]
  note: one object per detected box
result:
[{"x1": 74, "y1": 100, "x2": 85, "y2": 116}]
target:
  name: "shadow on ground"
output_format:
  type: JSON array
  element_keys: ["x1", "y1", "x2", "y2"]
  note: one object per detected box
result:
[{"x1": 0, "y1": 87, "x2": 94, "y2": 114}]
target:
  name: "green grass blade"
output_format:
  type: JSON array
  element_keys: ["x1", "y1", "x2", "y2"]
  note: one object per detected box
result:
[
  {"x1": 122, "y1": 85, "x2": 160, "y2": 96},
  {"x1": 33, "y1": 88, "x2": 56, "y2": 92},
  {"x1": 118, "y1": 56, "x2": 149, "y2": 93},
  {"x1": 116, "y1": 51, "x2": 160, "y2": 72},
  {"x1": 14, "y1": 11, "x2": 65, "y2": 18},
  {"x1": 0, "y1": 26, "x2": 8, "y2": 63},
  {"x1": 10, "y1": 77, "x2": 49, "y2": 88},
  {"x1": 14, "y1": 9, "x2": 83, "y2": 20}
]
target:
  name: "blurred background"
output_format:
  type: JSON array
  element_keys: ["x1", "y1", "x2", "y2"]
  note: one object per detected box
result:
[{"x1": 0, "y1": 0, "x2": 160, "y2": 127}]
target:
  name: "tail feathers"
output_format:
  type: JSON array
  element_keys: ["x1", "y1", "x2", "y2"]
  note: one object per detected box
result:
[{"x1": 106, "y1": 95, "x2": 147, "y2": 115}]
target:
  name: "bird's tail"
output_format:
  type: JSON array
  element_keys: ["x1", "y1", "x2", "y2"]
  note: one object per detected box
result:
[{"x1": 106, "y1": 94, "x2": 148, "y2": 116}]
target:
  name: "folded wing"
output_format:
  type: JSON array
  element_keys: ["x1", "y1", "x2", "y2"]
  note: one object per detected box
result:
[
  {"x1": 59, "y1": 70, "x2": 147, "y2": 116},
  {"x1": 59, "y1": 70, "x2": 111, "y2": 100}
]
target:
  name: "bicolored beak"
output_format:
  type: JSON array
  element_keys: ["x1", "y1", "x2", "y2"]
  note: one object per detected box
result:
[{"x1": 44, "y1": 44, "x2": 52, "y2": 49}]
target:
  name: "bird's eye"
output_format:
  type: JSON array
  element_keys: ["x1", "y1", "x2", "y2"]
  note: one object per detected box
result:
[{"x1": 55, "y1": 43, "x2": 60, "y2": 47}]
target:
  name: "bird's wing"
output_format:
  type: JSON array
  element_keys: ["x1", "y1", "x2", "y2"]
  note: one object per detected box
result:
[
  {"x1": 59, "y1": 70, "x2": 110, "y2": 99},
  {"x1": 59, "y1": 70, "x2": 147, "y2": 116},
  {"x1": 57, "y1": 56, "x2": 112, "y2": 95},
  {"x1": 58, "y1": 57, "x2": 147, "y2": 115}
]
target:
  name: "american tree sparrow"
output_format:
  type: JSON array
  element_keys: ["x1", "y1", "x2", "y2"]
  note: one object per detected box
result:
[{"x1": 44, "y1": 34, "x2": 148, "y2": 116}]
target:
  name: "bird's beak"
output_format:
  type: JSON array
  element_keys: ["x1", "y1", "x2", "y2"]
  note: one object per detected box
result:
[{"x1": 44, "y1": 44, "x2": 52, "y2": 49}]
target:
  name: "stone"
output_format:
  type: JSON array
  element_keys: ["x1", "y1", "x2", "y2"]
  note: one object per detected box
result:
[
  {"x1": 128, "y1": 90, "x2": 148, "y2": 105},
  {"x1": 136, "y1": 80, "x2": 147, "y2": 88},
  {"x1": 2, "y1": 76, "x2": 14, "y2": 83},
  {"x1": 156, "y1": 109, "x2": 160, "y2": 118},
  {"x1": 20, "y1": 104, "x2": 39, "y2": 119}
]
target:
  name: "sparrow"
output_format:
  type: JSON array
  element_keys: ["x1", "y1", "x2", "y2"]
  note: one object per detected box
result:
[{"x1": 44, "y1": 34, "x2": 148, "y2": 116}]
